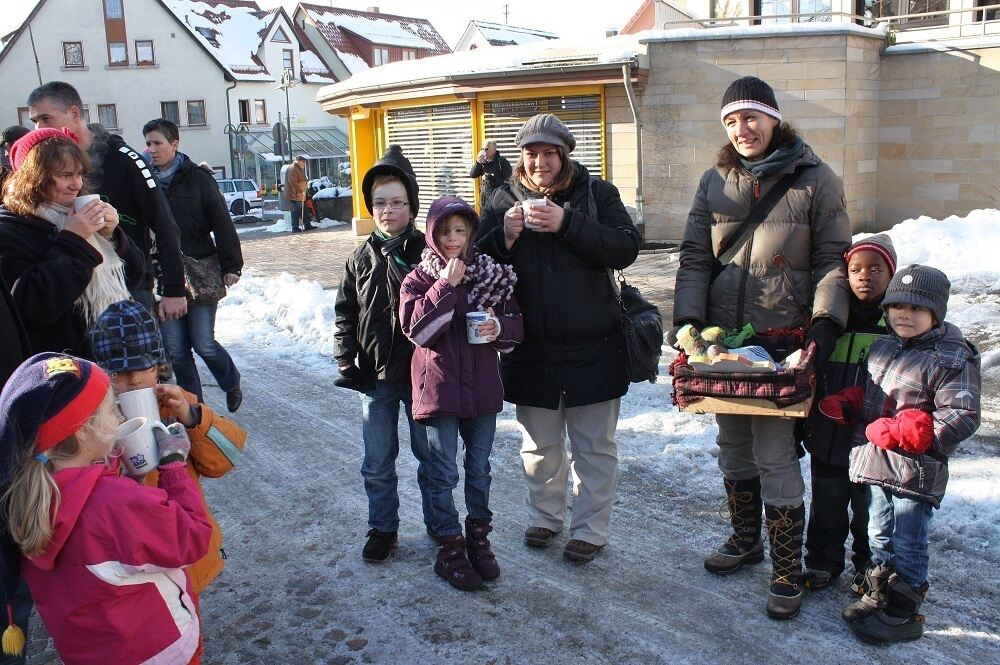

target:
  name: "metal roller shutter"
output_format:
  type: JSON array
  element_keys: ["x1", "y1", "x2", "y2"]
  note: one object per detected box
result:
[
  {"x1": 482, "y1": 95, "x2": 603, "y2": 179},
  {"x1": 385, "y1": 102, "x2": 475, "y2": 220}
]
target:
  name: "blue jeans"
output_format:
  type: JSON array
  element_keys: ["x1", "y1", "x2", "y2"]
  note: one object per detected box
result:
[
  {"x1": 868, "y1": 485, "x2": 934, "y2": 586},
  {"x1": 160, "y1": 302, "x2": 240, "y2": 402},
  {"x1": 361, "y1": 381, "x2": 431, "y2": 533},
  {"x1": 414, "y1": 414, "x2": 497, "y2": 537}
]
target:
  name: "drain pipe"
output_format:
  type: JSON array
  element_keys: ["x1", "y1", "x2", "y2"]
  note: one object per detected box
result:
[{"x1": 622, "y1": 62, "x2": 644, "y2": 236}]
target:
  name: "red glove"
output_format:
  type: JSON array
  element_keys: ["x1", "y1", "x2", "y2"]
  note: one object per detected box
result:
[
  {"x1": 865, "y1": 410, "x2": 934, "y2": 453},
  {"x1": 819, "y1": 386, "x2": 864, "y2": 425}
]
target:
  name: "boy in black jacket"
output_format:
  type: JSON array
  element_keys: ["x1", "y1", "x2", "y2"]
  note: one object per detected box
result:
[
  {"x1": 802, "y1": 234, "x2": 897, "y2": 593},
  {"x1": 27, "y1": 82, "x2": 187, "y2": 319},
  {"x1": 333, "y1": 152, "x2": 432, "y2": 564}
]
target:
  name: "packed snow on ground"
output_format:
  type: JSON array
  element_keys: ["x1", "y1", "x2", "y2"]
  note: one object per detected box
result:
[{"x1": 312, "y1": 186, "x2": 352, "y2": 200}]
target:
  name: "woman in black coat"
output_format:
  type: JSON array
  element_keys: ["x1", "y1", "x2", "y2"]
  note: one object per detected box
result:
[
  {"x1": 478, "y1": 114, "x2": 641, "y2": 563},
  {"x1": 143, "y1": 118, "x2": 244, "y2": 411},
  {"x1": 0, "y1": 128, "x2": 143, "y2": 359}
]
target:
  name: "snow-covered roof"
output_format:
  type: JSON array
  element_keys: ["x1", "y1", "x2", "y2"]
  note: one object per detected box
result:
[
  {"x1": 293, "y1": 23, "x2": 337, "y2": 84},
  {"x1": 163, "y1": 0, "x2": 274, "y2": 81},
  {"x1": 300, "y1": 3, "x2": 450, "y2": 76},
  {"x1": 472, "y1": 21, "x2": 559, "y2": 46},
  {"x1": 317, "y1": 32, "x2": 645, "y2": 102}
]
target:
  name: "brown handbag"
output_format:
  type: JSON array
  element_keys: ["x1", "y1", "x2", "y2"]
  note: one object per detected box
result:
[{"x1": 181, "y1": 254, "x2": 227, "y2": 304}]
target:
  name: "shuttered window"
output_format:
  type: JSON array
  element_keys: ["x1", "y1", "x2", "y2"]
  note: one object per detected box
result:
[
  {"x1": 482, "y1": 95, "x2": 603, "y2": 178},
  {"x1": 385, "y1": 102, "x2": 475, "y2": 220}
]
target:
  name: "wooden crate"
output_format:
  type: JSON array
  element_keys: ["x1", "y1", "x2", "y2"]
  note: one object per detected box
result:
[{"x1": 679, "y1": 395, "x2": 813, "y2": 419}]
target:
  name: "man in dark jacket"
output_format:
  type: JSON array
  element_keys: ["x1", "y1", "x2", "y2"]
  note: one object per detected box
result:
[
  {"x1": 333, "y1": 150, "x2": 432, "y2": 564},
  {"x1": 27, "y1": 81, "x2": 187, "y2": 320},
  {"x1": 468, "y1": 141, "x2": 512, "y2": 202}
]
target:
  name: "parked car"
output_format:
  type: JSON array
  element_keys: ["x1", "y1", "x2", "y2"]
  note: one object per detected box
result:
[{"x1": 216, "y1": 178, "x2": 262, "y2": 215}]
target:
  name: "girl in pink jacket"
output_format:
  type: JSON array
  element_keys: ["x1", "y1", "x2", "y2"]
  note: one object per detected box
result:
[{"x1": 0, "y1": 353, "x2": 211, "y2": 665}]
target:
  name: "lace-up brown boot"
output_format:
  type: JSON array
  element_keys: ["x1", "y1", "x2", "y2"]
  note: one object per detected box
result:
[
  {"x1": 764, "y1": 504, "x2": 805, "y2": 620},
  {"x1": 704, "y1": 477, "x2": 764, "y2": 575}
]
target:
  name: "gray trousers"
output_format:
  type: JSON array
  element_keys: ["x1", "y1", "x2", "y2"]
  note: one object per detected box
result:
[
  {"x1": 715, "y1": 414, "x2": 804, "y2": 508},
  {"x1": 516, "y1": 398, "x2": 621, "y2": 546}
]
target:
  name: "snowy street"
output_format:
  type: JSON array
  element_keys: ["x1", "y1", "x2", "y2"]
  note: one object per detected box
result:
[{"x1": 25, "y1": 212, "x2": 1000, "y2": 664}]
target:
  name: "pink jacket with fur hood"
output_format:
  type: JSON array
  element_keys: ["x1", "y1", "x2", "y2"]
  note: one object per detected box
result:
[{"x1": 22, "y1": 462, "x2": 211, "y2": 665}]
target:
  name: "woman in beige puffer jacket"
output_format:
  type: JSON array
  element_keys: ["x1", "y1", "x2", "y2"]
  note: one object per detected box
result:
[{"x1": 672, "y1": 76, "x2": 851, "y2": 621}]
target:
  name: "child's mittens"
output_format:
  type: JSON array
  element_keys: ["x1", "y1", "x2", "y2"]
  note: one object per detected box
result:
[
  {"x1": 676, "y1": 324, "x2": 708, "y2": 356},
  {"x1": 819, "y1": 386, "x2": 864, "y2": 425},
  {"x1": 155, "y1": 422, "x2": 192, "y2": 466},
  {"x1": 865, "y1": 410, "x2": 933, "y2": 453},
  {"x1": 701, "y1": 326, "x2": 728, "y2": 348}
]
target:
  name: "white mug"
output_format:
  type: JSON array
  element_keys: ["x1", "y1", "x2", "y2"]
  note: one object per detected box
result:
[
  {"x1": 521, "y1": 197, "x2": 547, "y2": 229},
  {"x1": 116, "y1": 417, "x2": 168, "y2": 476},
  {"x1": 117, "y1": 387, "x2": 161, "y2": 426},
  {"x1": 466, "y1": 311, "x2": 500, "y2": 344},
  {"x1": 73, "y1": 194, "x2": 101, "y2": 212}
]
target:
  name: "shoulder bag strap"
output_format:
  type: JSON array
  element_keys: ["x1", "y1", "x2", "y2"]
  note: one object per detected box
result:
[{"x1": 715, "y1": 168, "x2": 805, "y2": 269}]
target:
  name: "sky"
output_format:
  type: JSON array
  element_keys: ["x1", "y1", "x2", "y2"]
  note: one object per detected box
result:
[{"x1": 1, "y1": 0, "x2": 643, "y2": 49}]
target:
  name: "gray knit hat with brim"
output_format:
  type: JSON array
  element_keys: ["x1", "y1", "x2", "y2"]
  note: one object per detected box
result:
[
  {"x1": 846, "y1": 233, "x2": 897, "y2": 275},
  {"x1": 882, "y1": 264, "x2": 951, "y2": 324},
  {"x1": 515, "y1": 114, "x2": 576, "y2": 152}
]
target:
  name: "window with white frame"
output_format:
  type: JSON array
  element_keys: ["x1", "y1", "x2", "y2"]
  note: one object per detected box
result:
[
  {"x1": 108, "y1": 42, "x2": 128, "y2": 65},
  {"x1": 104, "y1": 0, "x2": 123, "y2": 19},
  {"x1": 98, "y1": 104, "x2": 118, "y2": 129},
  {"x1": 402, "y1": 49, "x2": 416, "y2": 60},
  {"x1": 187, "y1": 100, "x2": 206, "y2": 126},
  {"x1": 374, "y1": 47, "x2": 391, "y2": 65},
  {"x1": 63, "y1": 42, "x2": 84, "y2": 67}
]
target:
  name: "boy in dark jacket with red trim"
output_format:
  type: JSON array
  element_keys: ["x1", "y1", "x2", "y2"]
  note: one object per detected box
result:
[
  {"x1": 399, "y1": 197, "x2": 523, "y2": 590},
  {"x1": 803, "y1": 235, "x2": 896, "y2": 594},
  {"x1": 824, "y1": 264, "x2": 980, "y2": 644}
]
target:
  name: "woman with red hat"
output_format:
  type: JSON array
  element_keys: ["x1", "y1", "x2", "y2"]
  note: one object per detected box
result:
[{"x1": 0, "y1": 128, "x2": 145, "y2": 358}]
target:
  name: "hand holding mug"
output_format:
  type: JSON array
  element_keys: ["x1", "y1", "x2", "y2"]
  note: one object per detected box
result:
[
  {"x1": 524, "y1": 198, "x2": 565, "y2": 234},
  {"x1": 65, "y1": 199, "x2": 105, "y2": 240},
  {"x1": 477, "y1": 151, "x2": 487, "y2": 164},
  {"x1": 155, "y1": 383, "x2": 195, "y2": 428},
  {"x1": 476, "y1": 306, "x2": 500, "y2": 342},
  {"x1": 441, "y1": 257, "x2": 466, "y2": 287},
  {"x1": 155, "y1": 422, "x2": 192, "y2": 466},
  {"x1": 503, "y1": 204, "x2": 525, "y2": 250},
  {"x1": 96, "y1": 202, "x2": 120, "y2": 239}
]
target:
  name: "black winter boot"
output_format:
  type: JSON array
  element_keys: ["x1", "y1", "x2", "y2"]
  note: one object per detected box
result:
[
  {"x1": 852, "y1": 574, "x2": 928, "y2": 644},
  {"x1": 704, "y1": 477, "x2": 764, "y2": 575},
  {"x1": 842, "y1": 563, "x2": 893, "y2": 622},
  {"x1": 764, "y1": 504, "x2": 805, "y2": 620}
]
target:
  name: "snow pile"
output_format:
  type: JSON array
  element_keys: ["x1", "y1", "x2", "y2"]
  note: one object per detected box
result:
[{"x1": 312, "y1": 186, "x2": 352, "y2": 200}]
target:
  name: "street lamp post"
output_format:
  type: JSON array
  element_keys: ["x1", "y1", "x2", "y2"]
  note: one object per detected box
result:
[{"x1": 278, "y1": 69, "x2": 297, "y2": 164}]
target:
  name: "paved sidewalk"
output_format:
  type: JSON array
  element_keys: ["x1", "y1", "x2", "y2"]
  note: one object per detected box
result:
[{"x1": 239, "y1": 225, "x2": 679, "y2": 314}]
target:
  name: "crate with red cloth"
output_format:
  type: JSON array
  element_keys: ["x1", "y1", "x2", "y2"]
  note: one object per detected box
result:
[{"x1": 669, "y1": 326, "x2": 816, "y2": 418}]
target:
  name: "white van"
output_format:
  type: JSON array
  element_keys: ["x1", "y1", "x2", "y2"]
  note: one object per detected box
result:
[{"x1": 215, "y1": 178, "x2": 262, "y2": 215}]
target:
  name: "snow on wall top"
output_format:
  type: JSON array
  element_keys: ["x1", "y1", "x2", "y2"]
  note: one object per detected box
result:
[
  {"x1": 473, "y1": 21, "x2": 559, "y2": 46},
  {"x1": 317, "y1": 32, "x2": 644, "y2": 101},
  {"x1": 164, "y1": 0, "x2": 274, "y2": 80},
  {"x1": 302, "y1": 3, "x2": 449, "y2": 76},
  {"x1": 639, "y1": 21, "x2": 886, "y2": 43}
]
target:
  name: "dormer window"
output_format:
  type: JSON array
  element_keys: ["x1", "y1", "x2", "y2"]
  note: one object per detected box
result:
[{"x1": 272, "y1": 27, "x2": 291, "y2": 43}]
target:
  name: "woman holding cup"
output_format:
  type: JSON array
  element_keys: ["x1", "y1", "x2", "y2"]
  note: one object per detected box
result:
[
  {"x1": 478, "y1": 114, "x2": 641, "y2": 563},
  {"x1": 0, "y1": 128, "x2": 143, "y2": 358}
]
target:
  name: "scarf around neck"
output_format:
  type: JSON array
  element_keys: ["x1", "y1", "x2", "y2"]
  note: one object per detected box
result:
[
  {"x1": 739, "y1": 135, "x2": 805, "y2": 180},
  {"x1": 151, "y1": 152, "x2": 185, "y2": 189},
  {"x1": 374, "y1": 223, "x2": 416, "y2": 286},
  {"x1": 417, "y1": 247, "x2": 517, "y2": 311},
  {"x1": 36, "y1": 202, "x2": 130, "y2": 327}
]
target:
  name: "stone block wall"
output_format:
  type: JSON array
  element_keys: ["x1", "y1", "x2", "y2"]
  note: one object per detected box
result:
[{"x1": 875, "y1": 46, "x2": 1000, "y2": 227}]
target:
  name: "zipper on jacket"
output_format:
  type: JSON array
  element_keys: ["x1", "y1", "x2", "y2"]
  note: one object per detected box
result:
[
  {"x1": 753, "y1": 178, "x2": 761, "y2": 200},
  {"x1": 916, "y1": 456, "x2": 926, "y2": 489},
  {"x1": 736, "y1": 176, "x2": 759, "y2": 327}
]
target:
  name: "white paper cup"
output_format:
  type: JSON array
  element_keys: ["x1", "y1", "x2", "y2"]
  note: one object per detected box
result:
[
  {"x1": 116, "y1": 417, "x2": 166, "y2": 476},
  {"x1": 117, "y1": 387, "x2": 161, "y2": 425},
  {"x1": 73, "y1": 194, "x2": 101, "y2": 212},
  {"x1": 466, "y1": 311, "x2": 500, "y2": 344},
  {"x1": 521, "y1": 197, "x2": 547, "y2": 229}
]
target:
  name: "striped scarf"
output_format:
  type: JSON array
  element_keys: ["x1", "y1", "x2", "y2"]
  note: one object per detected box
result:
[{"x1": 417, "y1": 247, "x2": 517, "y2": 311}]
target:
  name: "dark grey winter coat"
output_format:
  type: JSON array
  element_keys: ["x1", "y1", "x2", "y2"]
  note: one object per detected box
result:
[
  {"x1": 478, "y1": 163, "x2": 641, "y2": 409},
  {"x1": 849, "y1": 322, "x2": 981, "y2": 508},
  {"x1": 673, "y1": 143, "x2": 851, "y2": 332}
]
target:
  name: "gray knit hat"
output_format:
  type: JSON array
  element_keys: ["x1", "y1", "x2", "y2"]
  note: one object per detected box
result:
[
  {"x1": 882, "y1": 264, "x2": 951, "y2": 323},
  {"x1": 846, "y1": 233, "x2": 897, "y2": 275},
  {"x1": 515, "y1": 114, "x2": 576, "y2": 152}
]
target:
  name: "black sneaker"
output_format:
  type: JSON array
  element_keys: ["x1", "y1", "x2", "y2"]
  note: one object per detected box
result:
[
  {"x1": 226, "y1": 386, "x2": 243, "y2": 413},
  {"x1": 362, "y1": 529, "x2": 397, "y2": 562},
  {"x1": 804, "y1": 568, "x2": 837, "y2": 591}
]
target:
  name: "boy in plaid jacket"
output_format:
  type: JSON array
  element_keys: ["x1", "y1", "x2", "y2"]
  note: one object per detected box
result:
[{"x1": 821, "y1": 265, "x2": 980, "y2": 644}]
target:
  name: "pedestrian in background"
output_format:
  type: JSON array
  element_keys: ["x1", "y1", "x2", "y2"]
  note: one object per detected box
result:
[
  {"x1": 143, "y1": 118, "x2": 244, "y2": 412},
  {"x1": 400, "y1": 196, "x2": 523, "y2": 590},
  {"x1": 468, "y1": 140, "x2": 512, "y2": 203},
  {"x1": 333, "y1": 150, "x2": 434, "y2": 563},
  {"x1": 478, "y1": 113, "x2": 641, "y2": 564},
  {"x1": 0, "y1": 126, "x2": 30, "y2": 205},
  {"x1": 285, "y1": 156, "x2": 314, "y2": 233},
  {"x1": 27, "y1": 81, "x2": 187, "y2": 319}
]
